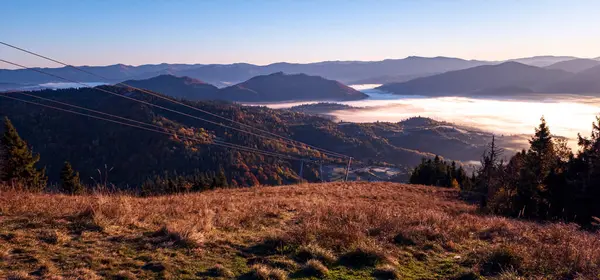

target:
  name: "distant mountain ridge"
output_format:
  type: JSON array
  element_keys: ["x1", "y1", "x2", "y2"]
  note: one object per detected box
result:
[
  {"x1": 377, "y1": 62, "x2": 571, "y2": 96},
  {"x1": 545, "y1": 59, "x2": 600, "y2": 73},
  {"x1": 120, "y1": 73, "x2": 368, "y2": 102},
  {"x1": 508, "y1": 56, "x2": 579, "y2": 67},
  {"x1": 543, "y1": 64, "x2": 600, "y2": 93},
  {"x1": 0, "y1": 56, "x2": 492, "y2": 88}
]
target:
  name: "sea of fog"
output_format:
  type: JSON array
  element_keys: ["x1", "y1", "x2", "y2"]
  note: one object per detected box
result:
[{"x1": 246, "y1": 84, "x2": 600, "y2": 149}]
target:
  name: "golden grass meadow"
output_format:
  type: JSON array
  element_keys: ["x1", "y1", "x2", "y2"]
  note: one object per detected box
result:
[{"x1": 1, "y1": 182, "x2": 599, "y2": 279}]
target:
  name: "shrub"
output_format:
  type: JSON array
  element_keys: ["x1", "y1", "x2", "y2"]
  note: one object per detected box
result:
[
  {"x1": 250, "y1": 264, "x2": 287, "y2": 280},
  {"x1": 208, "y1": 264, "x2": 234, "y2": 278},
  {"x1": 38, "y1": 230, "x2": 69, "y2": 245},
  {"x1": 303, "y1": 259, "x2": 329, "y2": 277},
  {"x1": 339, "y1": 247, "x2": 386, "y2": 268},
  {"x1": 481, "y1": 246, "x2": 523, "y2": 276},
  {"x1": 295, "y1": 244, "x2": 336, "y2": 264},
  {"x1": 153, "y1": 221, "x2": 205, "y2": 248},
  {"x1": 112, "y1": 270, "x2": 138, "y2": 280},
  {"x1": 393, "y1": 232, "x2": 417, "y2": 246},
  {"x1": 373, "y1": 264, "x2": 400, "y2": 280}
]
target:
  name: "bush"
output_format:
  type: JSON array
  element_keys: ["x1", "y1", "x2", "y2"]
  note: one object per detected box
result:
[
  {"x1": 208, "y1": 264, "x2": 234, "y2": 278},
  {"x1": 373, "y1": 264, "x2": 400, "y2": 279},
  {"x1": 38, "y1": 230, "x2": 69, "y2": 245},
  {"x1": 481, "y1": 246, "x2": 523, "y2": 276},
  {"x1": 302, "y1": 259, "x2": 329, "y2": 277},
  {"x1": 295, "y1": 244, "x2": 336, "y2": 264},
  {"x1": 250, "y1": 264, "x2": 287, "y2": 280},
  {"x1": 339, "y1": 247, "x2": 386, "y2": 268}
]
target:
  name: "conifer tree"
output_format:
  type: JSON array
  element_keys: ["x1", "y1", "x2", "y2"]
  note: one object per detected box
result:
[
  {"x1": 60, "y1": 161, "x2": 84, "y2": 194},
  {"x1": 514, "y1": 117, "x2": 557, "y2": 218},
  {"x1": 216, "y1": 168, "x2": 229, "y2": 188},
  {"x1": 0, "y1": 117, "x2": 47, "y2": 191},
  {"x1": 475, "y1": 135, "x2": 504, "y2": 208}
]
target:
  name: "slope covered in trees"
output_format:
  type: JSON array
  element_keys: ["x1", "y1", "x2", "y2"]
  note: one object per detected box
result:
[
  {"x1": 410, "y1": 115, "x2": 600, "y2": 227},
  {"x1": 1, "y1": 87, "x2": 471, "y2": 192}
]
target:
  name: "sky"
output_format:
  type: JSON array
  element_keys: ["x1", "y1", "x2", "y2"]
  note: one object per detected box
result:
[{"x1": 1, "y1": 0, "x2": 600, "y2": 69}]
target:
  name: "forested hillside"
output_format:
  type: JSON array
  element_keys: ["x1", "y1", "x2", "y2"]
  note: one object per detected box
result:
[
  {"x1": 1, "y1": 87, "x2": 525, "y2": 193},
  {"x1": 0, "y1": 87, "x2": 431, "y2": 192}
]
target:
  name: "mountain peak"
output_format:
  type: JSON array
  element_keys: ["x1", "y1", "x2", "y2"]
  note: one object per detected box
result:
[{"x1": 220, "y1": 72, "x2": 367, "y2": 102}]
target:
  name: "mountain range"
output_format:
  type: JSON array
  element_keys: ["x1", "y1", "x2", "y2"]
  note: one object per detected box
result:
[
  {"x1": 0, "y1": 56, "x2": 490, "y2": 88},
  {"x1": 378, "y1": 61, "x2": 600, "y2": 96},
  {"x1": 3, "y1": 55, "x2": 600, "y2": 98},
  {"x1": 121, "y1": 72, "x2": 367, "y2": 102},
  {"x1": 0, "y1": 56, "x2": 568, "y2": 88}
]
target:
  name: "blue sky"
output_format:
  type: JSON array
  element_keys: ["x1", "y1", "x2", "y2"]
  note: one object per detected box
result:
[{"x1": 1, "y1": 0, "x2": 599, "y2": 68}]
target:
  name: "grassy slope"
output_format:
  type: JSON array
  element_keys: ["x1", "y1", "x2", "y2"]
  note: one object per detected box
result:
[{"x1": 0, "y1": 182, "x2": 598, "y2": 279}]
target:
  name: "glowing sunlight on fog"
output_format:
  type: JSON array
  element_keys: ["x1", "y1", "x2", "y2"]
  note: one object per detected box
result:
[{"x1": 250, "y1": 85, "x2": 600, "y2": 148}]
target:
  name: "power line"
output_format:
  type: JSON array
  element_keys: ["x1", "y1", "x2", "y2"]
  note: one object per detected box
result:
[
  {"x1": 0, "y1": 41, "x2": 350, "y2": 159},
  {"x1": 0, "y1": 58, "x2": 342, "y2": 160},
  {"x1": 8, "y1": 91, "x2": 342, "y2": 165},
  {"x1": 12, "y1": 91, "x2": 307, "y2": 161},
  {"x1": 0, "y1": 93, "x2": 316, "y2": 163}
]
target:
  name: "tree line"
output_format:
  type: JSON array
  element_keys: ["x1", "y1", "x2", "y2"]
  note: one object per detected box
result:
[
  {"x1": 0, "y1": 117, "x2": 232, "y2": 194},
  {"x1": 410, "y1": 116, "x2": 600, "y2": 226}
]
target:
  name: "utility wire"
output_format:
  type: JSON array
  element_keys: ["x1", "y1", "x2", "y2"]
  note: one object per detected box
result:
[
  {"x1": 0, "y1": 93, "x2": 317, "y2": 163},
  {"x1": 10, "y1": 91, "x2": 337, "y2": 164},
  {"x1": 0, "y1": 41, "x2": 350, "y2": 159},
  {"x1": 0, "y1": 58, "x2": 342, "y2": 159},
  {"x1": 12, "y1": 91, "x2": 308, "y2": 161}
]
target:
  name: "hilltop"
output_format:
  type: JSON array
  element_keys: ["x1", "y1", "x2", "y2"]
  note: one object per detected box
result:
[
  {"x1": 218, "y1": 72, "x2": 368, "y2": 102},
  {"x1": 121, "y1": 75, "x2": 219, "y2": 101},
  {"x1": 1, "y1": 182, "x2": 598, "y2": 279},
  {"x1": 120, "y1": 73, "x2": 367, "y2": 102}
]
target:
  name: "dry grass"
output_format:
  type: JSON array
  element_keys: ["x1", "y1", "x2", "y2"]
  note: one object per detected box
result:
[
  {"x1": 209, "y1": 264, "x2": 235, "y2": 278},
  {"x1": 373, "y1": 264, "x2": 400, "y2": 280},
  {"x1": 1, "y1": 182, "x2": 599, "y2": 279},
  {"x1": 302, "y1": 259, "x2": 329, "y2": 277},
  {"x1": 251, "y1": 264, "x2": 288, "y2": 280}
]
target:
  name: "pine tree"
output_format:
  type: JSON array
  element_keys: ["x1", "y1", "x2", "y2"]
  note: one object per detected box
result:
[
  {"x1": 216, "y1": 168, "x2": 229, "y2": 188},
  {"x1": 475, "y1": 135, "x2": 504, "y2": 208},
  {"x1": 0, "y1": 117, "x2": 47, "y2": 191},
  {"x1": 514, "y1": 117, "x2": 557, "y2": 218},
  {"x1": 60, "y1": 161, "x2": 84, "y2": 194}
]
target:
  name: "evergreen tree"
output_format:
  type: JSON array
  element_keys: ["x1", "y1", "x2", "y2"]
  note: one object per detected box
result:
[
  {"x1": 60, "y1": 161, "x2": 84, "y2": 194},
  {"x1": 475, "y1": 135, "x2": 504, "y2": 208},
  {"x1": 0, "y1": 117, "x2": 47, "y2": 191},
  {"x1": 216, "y1": 168, "x2": 229, "y2": 188},
  {"x1": 515, "y1": 117, "x2": 557, "y2": 218},
  {"x1": 409, "y1": 156, "x2": 471, "y2": 188}
]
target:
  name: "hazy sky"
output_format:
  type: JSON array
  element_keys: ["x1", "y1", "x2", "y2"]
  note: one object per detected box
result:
[{"x1": 2, "y1": 0, "x2": 600, "y2": 68}]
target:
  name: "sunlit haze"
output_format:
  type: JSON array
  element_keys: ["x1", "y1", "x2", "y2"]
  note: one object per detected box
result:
[{"x1": 253, "y1": 86, "x2": 600, "y2": 150}]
